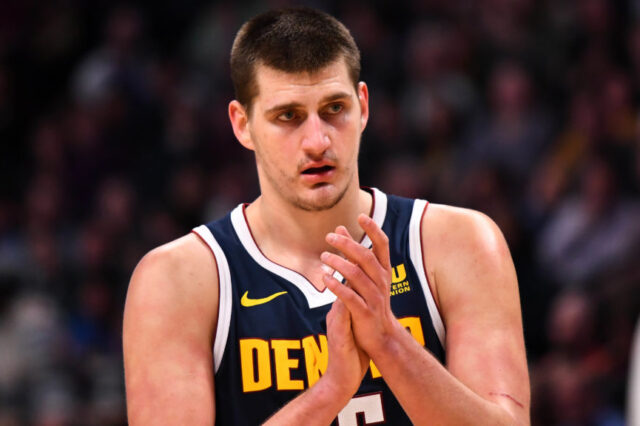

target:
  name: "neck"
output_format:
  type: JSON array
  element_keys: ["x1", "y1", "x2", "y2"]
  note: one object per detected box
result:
[{"x1": 244, "y1": 183, "x2": 373, "y2": 260}]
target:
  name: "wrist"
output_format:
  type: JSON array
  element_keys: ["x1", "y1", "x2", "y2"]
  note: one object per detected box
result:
[
  {"x1": 369, "y1": 318, "x2": 413, "y2": 365},
  {"x1": 313, "y1": 373, "x2": 355, "y2": 408}
]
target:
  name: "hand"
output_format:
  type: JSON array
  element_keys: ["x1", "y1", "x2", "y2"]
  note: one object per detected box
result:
[
  {"x1": 321, "y1": 214, "x2": 403, "y2": 356},
  {"x1": 322, "y1": 298, "x2": 370, "y2": 398}
]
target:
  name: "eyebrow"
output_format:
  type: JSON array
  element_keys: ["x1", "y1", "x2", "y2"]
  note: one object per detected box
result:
[
  {"x1": 321, "y1": 91, "x2": 352, "y2": 103},
  {"x1": 264, "y1": 91, "x2": 353, "y2": 115},
  {"x1": 265, "y1": 102, "x2": 303, "y2": 115}
]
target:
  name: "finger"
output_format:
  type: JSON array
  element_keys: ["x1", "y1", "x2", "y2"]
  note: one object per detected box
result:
[
  {"x1": 331, "y1": 226, "x2": 360, "y2": 285},
  {"x1": 323, "y1": 274, "x2": 368, "y2": 318},
  {"x1": 358, "y1": 213, "x2": 391, "y2": 271},
  {"x1": 327, "y1": 298, "x2": 348, "y2": 330},
  {"x1": 331, "y1": 298, "x2": 346, "y2": 318},
  {"x1": 335, "y1": 225, "x2": 353, "y2": 239},
  {"x1": 321, "y1": 262, "x2": 335, "y2": 276},
  {"x1": 321, "y1": 252, "x2": 378, "y2": 303},
  {"x1": 326, "y1": 232, "x2": 386, "y2": 288}
]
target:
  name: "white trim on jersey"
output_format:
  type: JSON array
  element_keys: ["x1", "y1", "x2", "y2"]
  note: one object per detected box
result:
[
  {"x1": 192, "y1": 225, "x2": 232, "y2": 373},
  {"x1": 231, "y1": 207, "x2": 337, "y2": 309},
  {"x1": 229, "y1": 187, "x2": 388, "y2": 309},
  {"x1": 364, "y1": 187, "x2": 388, "y2": 249},
  {"x1": 409, "y1": 199, "x2": 446, "y2": 348}
]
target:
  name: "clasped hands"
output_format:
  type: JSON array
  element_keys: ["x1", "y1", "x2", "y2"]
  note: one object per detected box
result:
[{"x1": 320, "y1": 213, "x2": 404, "y2": 397}]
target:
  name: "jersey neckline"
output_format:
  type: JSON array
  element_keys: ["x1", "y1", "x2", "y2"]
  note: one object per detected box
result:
[{"x1": 229, "y1": 187, "x2": 388, "y2": 309}]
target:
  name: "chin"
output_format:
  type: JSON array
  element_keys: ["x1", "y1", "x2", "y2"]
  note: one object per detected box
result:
[{"x1": 292, "y1": 184, "x2": 348, "y2": 212}]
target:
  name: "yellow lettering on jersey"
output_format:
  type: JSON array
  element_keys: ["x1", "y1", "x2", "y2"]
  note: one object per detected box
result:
[
  {"x1": 398, "y1": 316, "x2": 426, "y2": 346},
  {"x1": 370, "y1": 316, "x2": 426, "y2": 379},
  {"x1": 390, "y1": 280, "x2": 411, "y2": 296},
  {"x1": 301, "y1": 335, "x2": 328, "y2": 387},
  {"x1": 240, "y1": 338, "x2": 272, "y2": 392},
  {"x1": 370, "y1": 359, "x2": 382, "y2": 378},
  {"x1": 271, "y1": 340, "x2": 304, "y2": 390},
  {"x1": 391, "y1": 263, "x2": 407, "y2": 283}
]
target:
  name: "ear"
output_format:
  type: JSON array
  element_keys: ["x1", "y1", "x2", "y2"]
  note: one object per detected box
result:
[
  {"x1": 228, "y1": 100, "x2": 255, "y2": 151},
  {"x1": 357, "y1": 82, "x2": 369, "y2": 132}
]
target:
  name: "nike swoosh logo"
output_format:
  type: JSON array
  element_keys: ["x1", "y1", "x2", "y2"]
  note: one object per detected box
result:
[{"x1": 241, "y1": 290, "x2": 288, "y2": 307}]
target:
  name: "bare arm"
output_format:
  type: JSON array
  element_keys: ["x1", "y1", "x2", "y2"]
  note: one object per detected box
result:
[
  {"x1": 123, "y1": 234, "x2": 219, "y2": 425},
  {"x1": 322, "y1": 207, "x2": 530, "y2": 425},
  {"x1": 124, "y1": 233, "x2": 365, "y2": 425},
  {"x1": 424, "y1": 205, "x2": 530, "y2": 423}
]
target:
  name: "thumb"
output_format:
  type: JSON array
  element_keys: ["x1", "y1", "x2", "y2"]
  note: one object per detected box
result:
[{"x1": 330, "y1": 299, "x2": 351, "y2": 326}]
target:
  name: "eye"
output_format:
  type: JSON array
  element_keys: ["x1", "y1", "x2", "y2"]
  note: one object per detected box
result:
[
  {"x1": 327, "y1": 103, "x2": 343, "y2": 114},
  {"x1": 278, "y1": 110, "x2": 297, "y2": 121}
]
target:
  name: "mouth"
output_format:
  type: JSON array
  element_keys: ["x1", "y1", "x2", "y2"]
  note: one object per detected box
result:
[{"x1": 301, "y1": 165, "x2": 335, "y2": 175}]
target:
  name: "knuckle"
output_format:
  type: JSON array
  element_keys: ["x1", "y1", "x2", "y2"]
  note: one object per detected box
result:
[
  {"x1": 344, "y1": 263, "x2": 359, "y2": 279},
  {"x1": 374, "y1": 293, "x2": 385, "y2": 305},
  {"x1": 338, "y1": 235, "x2": 353, "y2": 248},
  {"x1": 342, "y1": 292, "x2": 357, "y2": 307},
  {"x1": 353, "y1": 266, "x2": 367, "y2": 282},
  {"x1": 344, "y1": 290, "x2": 357, "y2": 303},
  {"x1": 349, "y1": 244, "x2": 366, "y2": 261},
  {"x1": 363, "y1": 249, "x2": 377, "y2": 264}
]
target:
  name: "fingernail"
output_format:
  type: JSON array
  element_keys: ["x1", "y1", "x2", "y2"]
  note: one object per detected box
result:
[
  {"x1": 326, "y1": 233, "x2": 337, "y2": 243},
  {"x1": 320, "y1": 251, "x2": 330, "y2": 261},
  {"x1": 320, "y1": 263, "x2": 334, "y2": 274}
]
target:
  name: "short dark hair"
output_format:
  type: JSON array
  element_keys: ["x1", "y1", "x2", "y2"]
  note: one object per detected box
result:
[{"x1": 230, "y1": 8, "x2": 361, "y2": 111}]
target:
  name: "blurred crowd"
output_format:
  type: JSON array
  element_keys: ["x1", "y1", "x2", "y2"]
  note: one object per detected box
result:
[{"x1": 0, "y1": 0, "x2": 639, "y2": 424}]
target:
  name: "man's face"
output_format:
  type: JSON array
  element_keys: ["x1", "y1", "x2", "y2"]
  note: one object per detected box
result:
[{"x1": 238, "y1": 58, "x2": 369, "y2": 211}]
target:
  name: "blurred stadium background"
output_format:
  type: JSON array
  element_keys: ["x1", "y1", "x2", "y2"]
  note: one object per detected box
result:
[{"x1": 0, "y1": 0, "x2": 638, "y2": 424}]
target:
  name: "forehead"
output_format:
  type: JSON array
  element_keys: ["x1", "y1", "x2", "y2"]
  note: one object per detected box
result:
[{"x1": 252, "y1": 59, "x2": 355, "y2": 109}]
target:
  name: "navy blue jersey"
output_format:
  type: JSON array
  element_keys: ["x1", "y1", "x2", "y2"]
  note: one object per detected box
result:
[{"x1": 193, "y1": 188, "x2": 446, "y2": 425}]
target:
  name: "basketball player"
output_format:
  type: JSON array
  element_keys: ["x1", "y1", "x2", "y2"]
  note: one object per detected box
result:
[{"x1": 123, "y1": 8, "x2": 530, "y2": 425}]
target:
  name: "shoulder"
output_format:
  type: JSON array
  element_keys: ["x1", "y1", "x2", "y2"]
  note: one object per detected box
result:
[
  {"x1": 422, "y1": 203, "x2": 509, "y2": 258},
  {"x1": 422, "y1": 203, "x2": 504, "y2": 248},
  {"x1": 420, "y1": 203, "x2": 516, "y2": 310},
  {"x1": 124, "y1": 232, "x2": 219, "y2": 336},
  {"x1": 134, "y1": 232, "x2": 218, "y2": 281}
]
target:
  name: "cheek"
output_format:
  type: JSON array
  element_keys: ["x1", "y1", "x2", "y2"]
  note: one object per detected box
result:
[
  {"x1": 329, "y1": 113, "x2": 359, "y2": 144},
  {"x1": 339, "y1": 120, "x2": 361, "y2": 154},
  {"x1": 333, "y1": 110, "x2": 353, "y2": 129},
  {"x1": 256, "y1": 139, "x2": 294, "y2": 173}
]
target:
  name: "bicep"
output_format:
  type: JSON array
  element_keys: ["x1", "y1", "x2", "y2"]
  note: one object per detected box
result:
[
  {"x1": 123, "y1": 240, "x2": 218, "y2": 424},
  {"x1": 424, "y1": 206, "x2": 530, "y2": 423}
]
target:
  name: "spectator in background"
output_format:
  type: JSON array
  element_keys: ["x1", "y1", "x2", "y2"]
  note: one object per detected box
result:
[
  {"x1": 524, "y1": 90, "x2": 601, "y2": 230},
  {"x1": 72, "y1": 6, "x2": 149, "y2": 107},
  {"x1": 537, "y1": 154, "x2": 640, "y2": 287},
  {"x1": 531, "y1": 290, "x2": 629, "y2": 426},
  {"x1": 462, "y1": 60, "x2": 553, "y2": 186}
]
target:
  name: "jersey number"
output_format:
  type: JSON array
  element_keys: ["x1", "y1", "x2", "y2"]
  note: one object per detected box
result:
[{"x1": 337, "y1": 393, "x2": 384, "y2": 425}]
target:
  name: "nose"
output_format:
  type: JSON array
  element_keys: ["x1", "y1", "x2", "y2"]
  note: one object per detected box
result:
[{"x1": 301, "y1": 113, "x2": 330, "y2": 157}]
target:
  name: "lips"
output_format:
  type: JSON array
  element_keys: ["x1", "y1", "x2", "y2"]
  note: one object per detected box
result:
[
  {"x1": 300, "y1": 162, "x2": 336, "y2": 183},
  {"x1": 301, "y1": 165, "x2": 335, "y2": 175}
]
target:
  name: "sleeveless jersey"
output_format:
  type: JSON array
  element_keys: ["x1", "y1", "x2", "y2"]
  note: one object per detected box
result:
[{"x1": 192, "y1": 188, "x2": 446, "y2": 425}]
